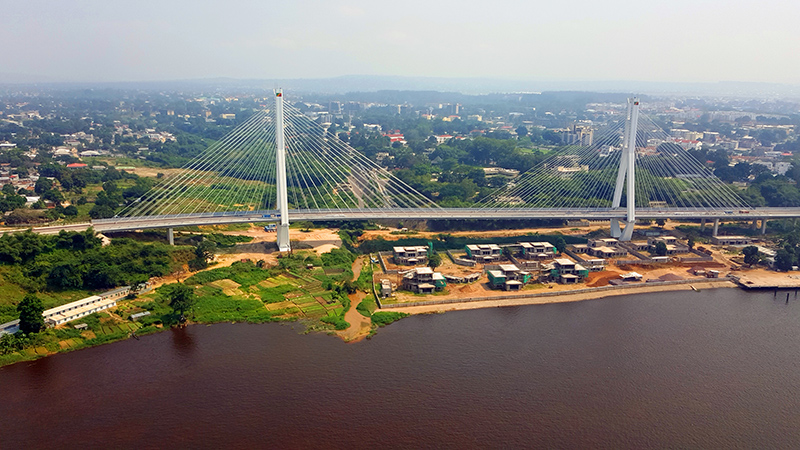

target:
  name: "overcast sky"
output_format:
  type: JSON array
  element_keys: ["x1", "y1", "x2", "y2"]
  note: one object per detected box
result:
[{"x1": 3, "y1": 0, "x2": 799, "y2": 84}]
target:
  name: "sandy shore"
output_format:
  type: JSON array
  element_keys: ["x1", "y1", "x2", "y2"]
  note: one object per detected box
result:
[{"x1": 387, "y1": 280, "x2": 738, "y2": 315}]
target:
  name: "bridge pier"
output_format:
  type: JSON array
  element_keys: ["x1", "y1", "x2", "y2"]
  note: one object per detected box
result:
[
  {"x1": 277, "y1": 224, "x2": 290, "y2": 252},
  {"x1": 168, "y1": 227, "x2": 174, "y2": 246},
  {"x1": 751, "y1": 219, "x2": 758, "y2": 230},
  {"x1": 701, "y1": 218, "x2": 706, "y2": 229},
  {"x1": 761, "y1": 218, "x2": 767, "y2": 235},
  {"x1": 610, "y1": 219, "x2": 621, "y2": 238},
  {"x1": 275, "y1": 88, "x2": 291, "y2": 252},
  {"x1": 712, "y1": 219, "x2": 719, "y2": 237}
]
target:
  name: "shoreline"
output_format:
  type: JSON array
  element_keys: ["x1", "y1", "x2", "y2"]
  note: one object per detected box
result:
[
  {"x1": 385, "y1": 279, "x2": 739, "y2": 315},
  {"x1": 0, "y1": 280, "x2": 764, "y2": 368}
]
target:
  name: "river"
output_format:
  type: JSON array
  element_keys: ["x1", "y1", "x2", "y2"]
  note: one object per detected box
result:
[{"x1": 3, "y1": 287, "x2": 800, "y2": 448}]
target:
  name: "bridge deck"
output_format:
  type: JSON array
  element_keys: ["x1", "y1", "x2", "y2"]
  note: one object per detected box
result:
[{"x1": 5, "y1": 207, "x2": 796, "y2": 235}]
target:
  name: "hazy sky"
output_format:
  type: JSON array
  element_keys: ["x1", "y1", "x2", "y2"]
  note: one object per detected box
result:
[{"x1": 4, "y1": 0, "x2": 800, "y2": 84}]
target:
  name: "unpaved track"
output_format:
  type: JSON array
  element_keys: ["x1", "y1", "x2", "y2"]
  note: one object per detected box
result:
[{"x1": 338, "y1": 256, "x2": 372, "y2": 342}]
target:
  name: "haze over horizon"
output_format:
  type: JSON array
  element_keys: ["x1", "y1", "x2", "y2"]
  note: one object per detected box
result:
[{"x1": 4, "y1": 0, "x2": 800, "y2": 87}]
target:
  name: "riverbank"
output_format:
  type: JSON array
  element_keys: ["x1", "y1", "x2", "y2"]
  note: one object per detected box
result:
[
  {"x1": 6, "y1": 288, "x2": 800, "y2": 448},
  {"x1": 386, "y1": 279, "x2": 738, "y2": 315}
]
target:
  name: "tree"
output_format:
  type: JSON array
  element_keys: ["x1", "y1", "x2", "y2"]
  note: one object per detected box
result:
[
  {"x1": 42, "y1": 188, "x2": 64, "y2": 204},
  {"x1": 195, "y1": 240, "x2": 216, "y2": 262},
  {"x1": 34, "y1": 177, "x2": 53, "y2": 194},
  {"x1": 428, "y1": 252, "x2": 442, "y2": 269},
  {"x1": 742, "y1": 246, "x2": 760, "y2": 265},
  {"x1": 189, "y1": 239, "x2": 217, "y2": 271},
  {"x1": 515, "y1": 125, "x2": 529, "y2": 137},
  {"x1": 17, "y1": 294, "x2": 45, "y2": 334},
  {"x1": 163, "y1": 283, "x2": 196, "y2": 321},
  {"x1": 654, "y1": 241, "x2": 668, "y2": 256},
  {"x1": 656, "y1": 219, "x2": 666, "y2": 227},
  {"x1": 554, "y1": 236, "x2": 567, "y2": 254},
  {"x1": 687, "y1": 236, "x2": 696, "y2": 250},
  {"x1": 775, "y1": 249, "x2": 794, "y2": 271},
  {"x1": 89, "y1": 204, "x2": 115, "y2": 219}
]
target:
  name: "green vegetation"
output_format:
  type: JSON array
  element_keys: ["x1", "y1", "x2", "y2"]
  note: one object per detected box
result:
[
  {"x1": 321, "y1": 315, "x2": 350, "y2": 330},
  {"x1": 371, "y1": 311, "x2": 409, "y2": 327},
  {"x1": 428, "y1": 252, "x2": 443, "y2": 269},
  {"x1": 162, "y1": 283, "x2": 197, "y2": 321},
  {"x1": 0, "y1": 229, "x2": 181, "y2": 292},
  {"x1": 742, "y1": 246, "x2": 761, "y2": 265},
  {"x1": 0, "y1": 229, "x2": 192, "y2": 324},
  {"x1": 356, "y1": 295, "x2": 378, "y2": 317},
  {"x1": 185, "y1": 261, "x2": 277, "y2": 286},
  {"x1": 355, "y1": 262, "x2": 374, "y2": 291},
  {"x1": 0, "y1": 311, "x2": 151, "y2": 367},
  {"x1": 17, "y1": 294, "x2": 45, "y2": 334},
  {"x1": 203, "y1": 233, "x2": 253, "y2": 247}
]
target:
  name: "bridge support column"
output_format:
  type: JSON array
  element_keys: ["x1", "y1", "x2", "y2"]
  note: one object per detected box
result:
[
  {"x1": 610, "y1": 97, "x2": 639, "y2": 241},
  {"x1": 610, "y1": 219, "x2": 622, "y2": 238},
  {"x1": 712, "y1": 219, "x2": 719, "y2": 237},
  {"x1": 701, "y1": 218, "x2": 706, "y2": 228},
  {"x1": 751, "y1": 219, "x2": 758, "y2": 230},
  {"x1": 275, "y1": 88, "x2": 291, "y2": 252},
  {"x1": 168, "y1": 227, "x2": 174, "y2": 246},
  {"x1": 761, "y1": 218, "x2": 767, "y2": 235}
]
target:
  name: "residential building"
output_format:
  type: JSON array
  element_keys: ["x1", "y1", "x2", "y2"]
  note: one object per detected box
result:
[
  {"x1": 648, "y1": 236, "x2": 687, "y2": 255},
  {"x1": 402, "y1": 267, "x2": 446, "y2": 294},
  {"x1": 519, "y1": 242, "x2": 557, "y2": 259},
  {"x1": 549, "y1": 258, "x2": 589, "y2": 284},
  {"x1": 465, "y1": 244, "x2": 502, "y2": 262},
  {"x1": 486, "y1": 264, "x2": 531, "y2": 291},
  {"x1": 393, "y1": 246, "x2": 429, "y2": 265},
  {"x1": 573, "y1": 238, "x2": 628, "y2": 258}
]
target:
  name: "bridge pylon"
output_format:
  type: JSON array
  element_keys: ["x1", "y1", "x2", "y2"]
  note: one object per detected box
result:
[
  {"x1": 275, "y1": 89, "x2": 291, "y2": 252},
  {"x1": 610, "y1": 97, "x2": 640, "y2": 241}
]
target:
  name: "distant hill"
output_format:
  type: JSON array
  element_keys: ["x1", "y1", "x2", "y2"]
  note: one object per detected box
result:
[{"x1": 1, "y1": 74, "x2": 798, "y2": 99}]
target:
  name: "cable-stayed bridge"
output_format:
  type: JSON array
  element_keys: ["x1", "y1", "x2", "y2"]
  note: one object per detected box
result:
[{"x1": 43, "y1": 91, "x2": 799, "y2": 248}]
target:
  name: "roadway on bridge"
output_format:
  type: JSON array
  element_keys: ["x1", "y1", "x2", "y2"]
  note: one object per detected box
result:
[{"x1": 2, "y1": 207, "x2": 798, "y2": 235}]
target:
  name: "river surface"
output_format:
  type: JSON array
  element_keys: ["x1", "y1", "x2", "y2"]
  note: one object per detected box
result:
[{"x1": 3, "y1": 288, "x2": 800, "y2": 448}]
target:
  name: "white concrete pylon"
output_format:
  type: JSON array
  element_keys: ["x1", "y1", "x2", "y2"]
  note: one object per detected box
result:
[
  {"x1": 611, "y1": 97, "x2": 640, "y2": 241},
  {"x1": 275, "y1": 89, "x2": 291, "y2": 252}
]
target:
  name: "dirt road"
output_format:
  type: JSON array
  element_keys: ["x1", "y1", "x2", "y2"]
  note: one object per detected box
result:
[{"x1": 337, "y1": 256, "x2": 373, "y2": 342}]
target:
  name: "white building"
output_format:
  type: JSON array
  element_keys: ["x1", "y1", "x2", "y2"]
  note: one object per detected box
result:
[{"x1": 44, "y1": 296, "x2": 117, "y2": 326}]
